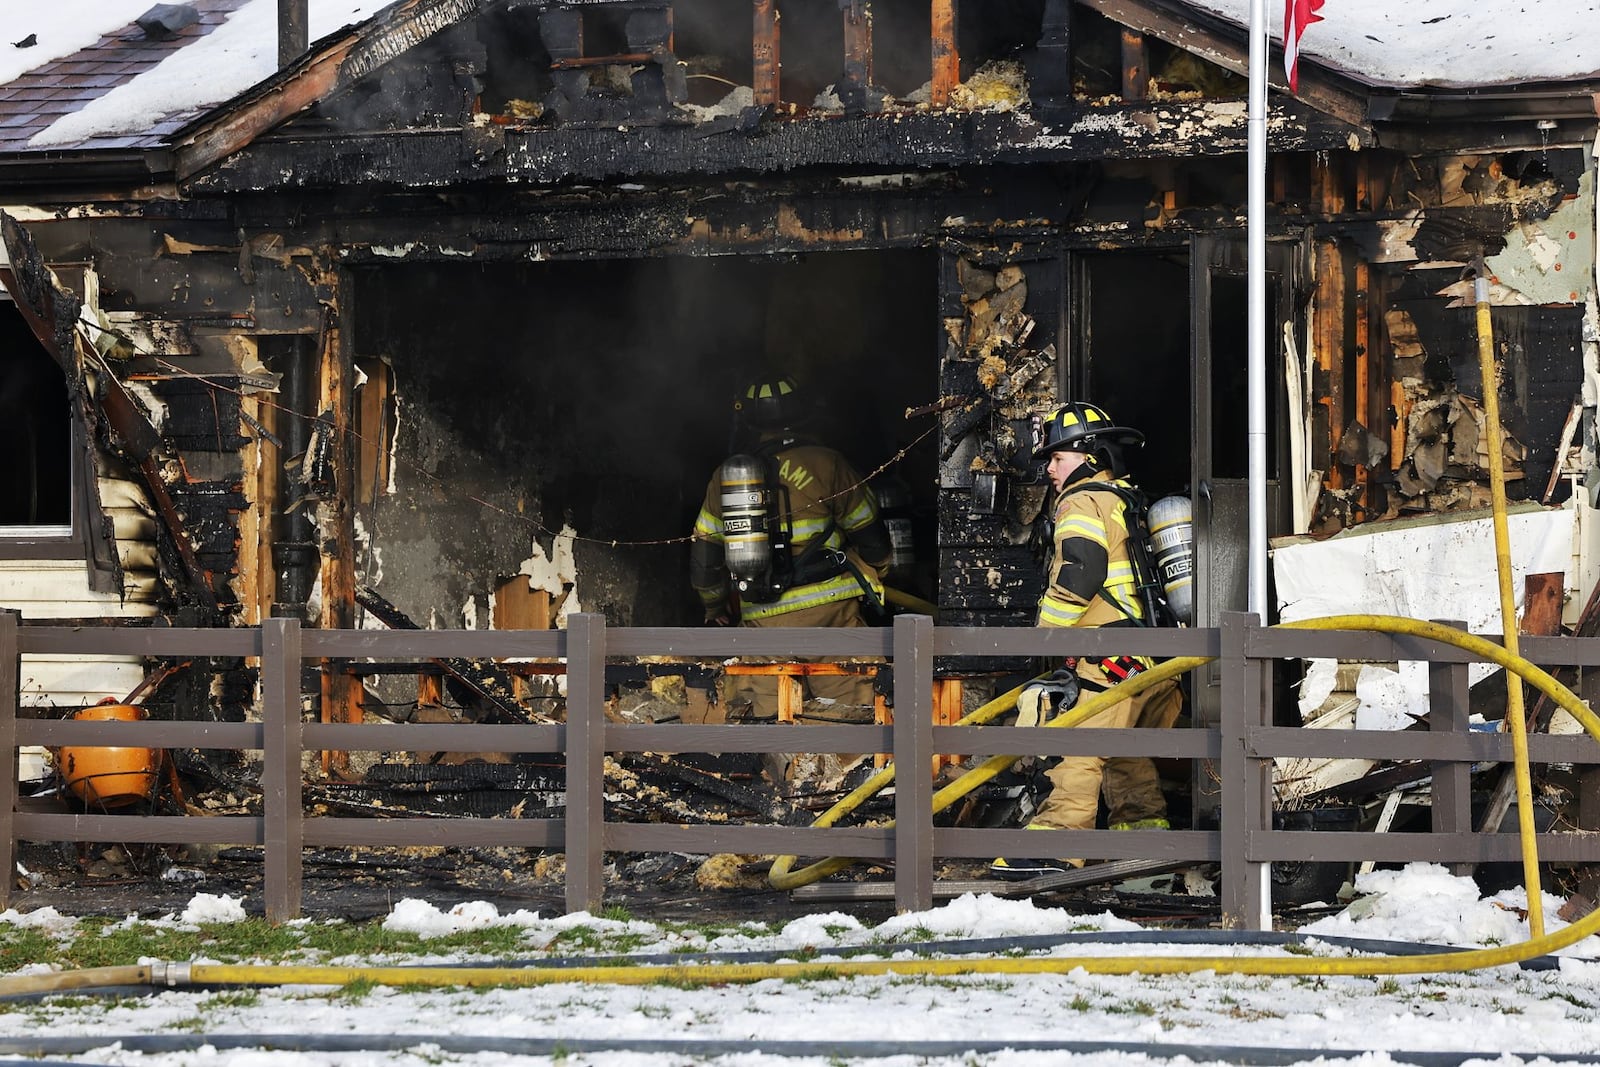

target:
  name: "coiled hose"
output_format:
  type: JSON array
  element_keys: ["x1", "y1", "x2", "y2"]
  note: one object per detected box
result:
[{"x1": 0, "y1": 616, "x2": 1588, "y2": 994}]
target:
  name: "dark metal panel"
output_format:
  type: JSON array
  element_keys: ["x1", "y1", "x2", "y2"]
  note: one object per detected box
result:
[
  {"x1": 302, "y1": 723, "x2": 562, "y2": 752},
  {"x1": 938, "y1": 827, "x2": 1220, "y2": 862},
  {"x1": 605, "y1": 823, "x2": 894, "y2": 858},
  {"x1": 1253, "y1": 830, "x2": 1600, "y2": 864},
  {"x1": 606, "y1": 627, "x2": 891, "y2": 658},
  {"x1": 13, "y1": 813, "x2": 263, "y2": 845},
  {"x1": 18, "y1": 721, "x2": 262, "y2": 750},
  {"x1": 1220, "y1": 612, "x2": 1268, "y2": 929},
  {"x1": 304, "y1": 630, "x2": 564, "y2": 658},
  {"x1": 565, "y1": 613, "x2": 606, "y2": 915},
  {"x1": 17, "y1": 627, "x2": 258, "y2": 657},
  {"x1": 262, "y1": 617, "x2": 304, "y2": 922},
  {"x1": 1252, "y1": 628, "x2": 1600, "y2": 669},
  {"x1": 933, "y1": 626, "x2": 1221, "y2": 658},
  {"x1": 304, "y1": 818, "x2": 562, "y2": 849},
  {"x1": 1247, "y1": 727, "x2": 1600, "y2": 764},
  {"x1": 894, "y1": 614, "x2": 935, "y2": 913},
  {"x1": 607, "y1": 723, "x2": 890, "y2": 755},
  {"x1": 0, "y1": 613, "x2": 17, "y2": 910},
  {"x1": 1429, "y1": 627, "x2": 1474, "y2": 874},
  {"x1": 935, "y1": 726, "x2": 1219, "y2": 759}
]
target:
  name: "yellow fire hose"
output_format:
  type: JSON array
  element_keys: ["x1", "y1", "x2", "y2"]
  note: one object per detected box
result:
[
  {"x1": 1471, "y1": 263, "x2": 1544, "y2": 936},
  {"x1": 0, "y1": 619, "x2": 1587, "y2": 996}
]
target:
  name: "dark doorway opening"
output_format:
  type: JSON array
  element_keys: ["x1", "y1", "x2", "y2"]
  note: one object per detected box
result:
[
  {"x1": 1072, "y1": 250, "x2": 1191, "y2": 499},
  {"x1": 352, "y1": 250, "x2": 938, "y2": 627}
]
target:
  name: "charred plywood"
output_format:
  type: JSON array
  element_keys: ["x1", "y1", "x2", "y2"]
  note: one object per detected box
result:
[
  {"x1": 935, "y1": 252, "x2": 1059, "y2": 635},
  {"x1": 188, "y1": 99, "x2": 1365, "y2": 194}
]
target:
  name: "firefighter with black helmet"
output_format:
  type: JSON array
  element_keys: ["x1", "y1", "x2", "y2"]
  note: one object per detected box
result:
[
  {"x1": 690, "y1": 376, "x2": 894, "y2": 743},
  {"x1": 990, "y1": 401, "x2": 1185, "y2": 879}
]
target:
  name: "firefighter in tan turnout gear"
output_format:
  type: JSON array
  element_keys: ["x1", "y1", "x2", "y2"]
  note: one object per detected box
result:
[
  {"x1": 690, "y1": 376, "x2": 895, "y2": 736},
  {"x1": 991, "y1": 401, "x2": 1185, "y2": 880}
]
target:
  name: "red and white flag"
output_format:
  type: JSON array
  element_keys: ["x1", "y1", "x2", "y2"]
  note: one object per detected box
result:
[{"x1": 1283, "y1": 0, "x2": 1325, "y2": 92}]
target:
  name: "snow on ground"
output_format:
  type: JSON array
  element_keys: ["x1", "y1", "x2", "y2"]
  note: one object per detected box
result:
[{"x1": 3, "y1": 864, "x2": 1600, "y2": 1066}]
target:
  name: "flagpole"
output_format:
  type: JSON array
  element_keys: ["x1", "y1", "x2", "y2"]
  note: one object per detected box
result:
[{"x1": 1247, "y1": 0, "x2": 1269, "y2": 622}]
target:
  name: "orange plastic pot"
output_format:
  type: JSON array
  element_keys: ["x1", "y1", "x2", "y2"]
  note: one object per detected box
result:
[{"x1": 56, "y1": 703, "x2": 158, "y2": 808}]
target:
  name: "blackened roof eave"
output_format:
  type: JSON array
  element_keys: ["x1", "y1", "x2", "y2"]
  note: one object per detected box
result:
[
  {"x1": 181, "y1": 98, "x2": 1370, "y2": 196},
  {"x1": 165, "y1": 0, "x2": 481, "y2": 181},
  {"x1": 0, "y1": 146, "x2": 174, "y2": 198}
]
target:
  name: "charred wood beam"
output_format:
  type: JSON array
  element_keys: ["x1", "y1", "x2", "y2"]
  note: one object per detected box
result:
[
  {"x1": 839, "y1": 0, "x2": 874, "y2": 114},
  {"x1": 190, "y1": 101, "x2": 1366, "y2": 193},
  {"x1": 1121, "y1": 29, "x2": 1147, "y2": 102},
  {"x1": 354, "y1": 585, "x2": 538, "y2": 726},
  {"x1": 1027, "y1": 0, "x2": 1073, "y2": 105},
  {"x1": 1078, "y1": 0, "x2": 1369, "y2": 128},
  {"x1": 752, "y1": 0, "x2": 779, "y2": 107},
  {"x1": 930, "y1": 0, "x2": 958, "y2": 108}
]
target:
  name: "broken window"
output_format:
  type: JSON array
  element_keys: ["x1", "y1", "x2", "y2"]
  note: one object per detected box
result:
[{"x1": 0, "y1": 296, "x2": 72, "y2": 540}]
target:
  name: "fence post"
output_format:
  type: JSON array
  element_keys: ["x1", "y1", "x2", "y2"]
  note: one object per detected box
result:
[
  {"x1": 261, "y1": 617, "x2": 304, "y2": 922},
  {"x1": 0, "y1": 612, "x2": 18, "y2": 911},
  {"x1": 565, "y1": 612, "x2": 607, "y2": 915},
  {"x1": 892, "y1": 614, "x2": 935, "y2": 913},
  {"x1": 1429, "y1": 618, "x2": 1472, "y2": 875},
  {"x1": 1220, "y1": 611, "x2": 1270, "y2": 929}
]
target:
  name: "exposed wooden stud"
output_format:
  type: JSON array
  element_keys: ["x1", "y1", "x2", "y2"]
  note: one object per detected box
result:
[
  {"x1": 1354, "y1": 259, "x2": 1371, "y2": 510},
  {"x1": 317, "y1": 304, "x2": 360, "y2": 776},
  {"x1": 1120, "y1": 29, "x2": 1147, "y2": 101},
  {"x1": 841, "y1": 0, "x2": 873, "y2": 112},
  {"x1": 1313, "y1": 240, "x2": 1346, "y2": 493},
  {"x1": 930, "y1": 0, "x2": 958, "y2": 107},
  {"x1": 354, "y1": 357, "x2": 393, "y2": 507},
  {"x1": 753, "y1": 0, "x2": 780, "y2": 106}
]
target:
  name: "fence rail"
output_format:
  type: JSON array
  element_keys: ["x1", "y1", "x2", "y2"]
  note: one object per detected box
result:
[{"x1": 4, "y1": 611, "x2": 1599, "y2": 929}]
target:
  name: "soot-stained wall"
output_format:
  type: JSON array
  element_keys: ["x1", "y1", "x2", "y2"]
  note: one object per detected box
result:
[{"x1": 352, "y1": 249, "x2": 938, "y2": 630}]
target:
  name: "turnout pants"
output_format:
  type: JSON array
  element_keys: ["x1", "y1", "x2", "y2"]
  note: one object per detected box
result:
[{"x1": 1031, "y1": 659, "x2": 1183, "y2": 835}]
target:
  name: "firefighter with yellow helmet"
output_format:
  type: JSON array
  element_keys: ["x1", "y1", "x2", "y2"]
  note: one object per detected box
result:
[
  {"x1": 690, "y1": 376, "x2": 894, "y2": 729},
  {"x1": 990, "y1": 401, "x2": 1185, "y2": 879}
]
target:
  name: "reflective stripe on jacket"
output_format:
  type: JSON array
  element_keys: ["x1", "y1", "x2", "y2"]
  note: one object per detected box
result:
[{"x1": 1037, "y1": 471, "x2": 1146, "y2": 631}]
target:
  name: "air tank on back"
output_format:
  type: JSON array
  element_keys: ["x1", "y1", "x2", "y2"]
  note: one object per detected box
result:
[
  {"x1": 718, "y1": 454, "x2": 771, "y2": 590},
  {"x1": 1148, "y1": 494, "x2": 1194, "y2": 625}
]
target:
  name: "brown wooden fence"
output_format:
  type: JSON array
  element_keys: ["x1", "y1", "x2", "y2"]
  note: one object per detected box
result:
[{"x1": 4, "y1": 611, "x2": 1599, "y2": 929}]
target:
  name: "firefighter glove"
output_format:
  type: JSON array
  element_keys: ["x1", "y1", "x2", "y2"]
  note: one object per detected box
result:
[{"x1": 1015, "y1": 668, "x2": 1080, "y2": 728}]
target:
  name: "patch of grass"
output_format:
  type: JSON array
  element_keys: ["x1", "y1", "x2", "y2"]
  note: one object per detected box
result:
[
  {"x1": 202, "y1": 990, "x2": 262, "y2": 1011},
  {"x1": 1375, "y1": 979, "x2": 1401, "y2": 995},
  {"x1": 0, "y1": 927, "x2": 64, "y2": 970},
  {"x1": 425, "y1": 925, "x2": 528, "y2": 958},
  {"x1": 334, "y1": 976, "x2": 377, "y2": 1003},
  {"x1": 1280, "y1": 942, "x2": 1316, "y2": 957},
  {"x1": 599, "y1": 905, "x2": 634, "y2": 923},
  {"x1": 1069, "y1": 995, "x2": 1094, "y2": 1011}
]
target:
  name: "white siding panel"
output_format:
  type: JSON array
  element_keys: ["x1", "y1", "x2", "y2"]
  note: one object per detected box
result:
[{"x1": 0, "y1": 558, "x2": 156, "y2": 709}]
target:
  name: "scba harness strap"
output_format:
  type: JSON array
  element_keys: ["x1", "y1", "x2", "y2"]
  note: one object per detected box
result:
[{"x1": 1066, "y1": 654, "x2": 1148, "y2": 685}]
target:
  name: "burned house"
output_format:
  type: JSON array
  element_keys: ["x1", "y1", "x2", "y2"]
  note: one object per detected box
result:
[{"x1": 0, "y1": 0, "x2": 1597, "y2": 809}]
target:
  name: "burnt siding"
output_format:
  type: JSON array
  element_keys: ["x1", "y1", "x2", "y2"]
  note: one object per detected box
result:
[{"x1": 936, "y1": 251, "x2": 1058, "y2": 636}]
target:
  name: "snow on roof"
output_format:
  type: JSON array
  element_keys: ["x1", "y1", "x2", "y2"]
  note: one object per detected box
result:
[
  {"x1": 1186, "y1": 0, "x2": 1600, "y2": 89},
  {"x1": 0, "y1": 0, "x2": 156, "y2": 86},
  {"x1": 10, "y1": 0, "x2": 394, "y2": 149}
]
